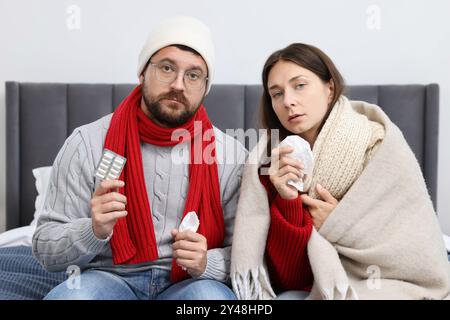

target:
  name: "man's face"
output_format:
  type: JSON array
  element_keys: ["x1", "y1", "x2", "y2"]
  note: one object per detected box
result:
[{"x1": 139, "y1": 46, "x2": 208, "y2": 127}]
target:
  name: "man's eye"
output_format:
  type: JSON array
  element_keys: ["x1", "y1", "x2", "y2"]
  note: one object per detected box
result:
[
  {"x1": 161, "y1": 64, "x2": 174, "y2": 73},
  {"x1": 296, "y1": 83, "x2": 306, "y2": 89},
  {"x1": 187, "y1": 72, "x2": 200, "y2": 81}
]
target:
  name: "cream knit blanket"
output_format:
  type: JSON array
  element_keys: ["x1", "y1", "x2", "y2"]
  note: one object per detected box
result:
[{"x1": 230, "y1": 96, "x2": 450, "y2": 300}]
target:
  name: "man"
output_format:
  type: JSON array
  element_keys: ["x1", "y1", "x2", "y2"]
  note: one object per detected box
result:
[{"x1": 32, "y1": 16, "x2": 247, "y2": 300}]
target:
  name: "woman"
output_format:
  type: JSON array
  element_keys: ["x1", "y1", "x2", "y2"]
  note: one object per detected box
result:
[{"x1": 230, "y1": 43, "x2": 450, "y2": 300}]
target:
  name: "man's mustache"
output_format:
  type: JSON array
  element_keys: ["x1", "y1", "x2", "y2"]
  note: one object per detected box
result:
[{"x1": 156, "y1": 91, "x2": 189, "y2": 107}]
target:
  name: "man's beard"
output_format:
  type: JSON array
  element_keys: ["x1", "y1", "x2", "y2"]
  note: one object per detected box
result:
[{"x1": 142, "y1": 85, "x2": 202, "y2": 128}]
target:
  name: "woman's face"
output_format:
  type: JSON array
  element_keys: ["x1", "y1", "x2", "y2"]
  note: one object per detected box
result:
[{"x1": 267, "y1": 60, "x2": 333, "y2": 145}]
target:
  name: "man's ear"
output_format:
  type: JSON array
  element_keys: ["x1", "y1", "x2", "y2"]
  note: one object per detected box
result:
[{"x1": 139, "y1": 74, "x2": 144, "y2": 85}]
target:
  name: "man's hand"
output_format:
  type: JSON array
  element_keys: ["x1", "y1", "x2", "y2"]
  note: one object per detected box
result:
[
  {"x1": 91, "y1": 180, "x2": 127, "y2": 240},
  {"x1": 301, "y1": 183, "x2": 338, "y2": 230},
  {"x1": 172, "y1": 229, "x2": 207, "y2": 278},
  {"x1": 269, "y1": 146, "x2": 304, "y2": 200}
]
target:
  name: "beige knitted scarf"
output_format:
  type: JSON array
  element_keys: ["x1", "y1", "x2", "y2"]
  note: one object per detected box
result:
[
  {"x1": 305, "y1": 96, "x2": 377, "y2": 200},
  {"x1": 230, "y1": 96, "x2": 450, "y2": 300}
]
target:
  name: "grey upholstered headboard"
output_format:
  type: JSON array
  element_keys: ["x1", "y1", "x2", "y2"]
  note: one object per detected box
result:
[{"x1": 5, "y1": 82, "x2": 439, "y2": 230}]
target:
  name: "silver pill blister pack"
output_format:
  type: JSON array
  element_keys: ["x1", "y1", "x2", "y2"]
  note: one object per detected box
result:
[{"x1": 95, "y1": 149, "x2": 127, "y2": 181}]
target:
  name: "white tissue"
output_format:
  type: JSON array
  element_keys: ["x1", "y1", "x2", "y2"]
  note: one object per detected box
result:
[
  {"x1": 278, "y1": 135, "x2": 314, "y2": 192},
  {"x1": 178, "y1": 211, "x2": 200, "y2": 271},
  {"x1": 179, "y1": 211, "x2": 200, "y2": 233}
]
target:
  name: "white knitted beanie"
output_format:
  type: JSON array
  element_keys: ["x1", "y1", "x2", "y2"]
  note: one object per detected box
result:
[{"x1": 137, "y1": 16, "x2": 215, "y2": 94}]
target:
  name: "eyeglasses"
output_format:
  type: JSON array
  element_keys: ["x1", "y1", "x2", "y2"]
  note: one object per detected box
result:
[{"x1": 148, "y1": 61, "x2": 208, "y2": 91}]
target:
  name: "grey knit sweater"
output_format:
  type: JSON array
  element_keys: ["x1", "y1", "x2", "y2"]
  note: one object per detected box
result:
[{"x1": 32, "y1": 113, "x2": 247, "y2": 283}]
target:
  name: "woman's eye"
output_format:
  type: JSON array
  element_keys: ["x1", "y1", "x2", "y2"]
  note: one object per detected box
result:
[
  {"x1": 271, "y1": 92, "x2": 282, "y2": 99},
  {"x1": 296, "y1": 83, "x2": 306, "y2": 89}
]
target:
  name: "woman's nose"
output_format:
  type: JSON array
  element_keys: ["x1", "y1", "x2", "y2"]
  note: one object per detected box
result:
[{"x1": 283, "y1": 91, "x2": 296, "y2": 108}]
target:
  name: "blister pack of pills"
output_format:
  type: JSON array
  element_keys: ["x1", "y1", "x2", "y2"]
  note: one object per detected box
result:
[{"x1": 95, "y1": 149, "x2": 127, "y2": 181}]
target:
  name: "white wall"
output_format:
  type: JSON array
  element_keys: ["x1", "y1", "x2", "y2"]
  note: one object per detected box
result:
[{"x1": 0, "y1": 0, "x2": 449, "y2": 233}]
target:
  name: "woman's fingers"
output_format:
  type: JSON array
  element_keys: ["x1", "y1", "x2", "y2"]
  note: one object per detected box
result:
[
  {"x1": 271, "y1": 146, "x2": 294, "y2": 159},
  {"x1": 270, "y1": 146, "x2": 307, "y2": 200},
  {"x1": 316, "y1": 184, "x2": 338, "y2": 205},
  {"x1": 300, "y1": 194, "x2": 320, "y2": 208},
  {"x1": 278, "y1": 184, "x2": 299, "y2": 200},
  {"x1": 277, "y1": 165, "x2": 303, "y2": 180},
  {"x1": 279, "y1": 156, "x2": 304, "y2": 170},
  {"x1": 279, "y1": 172, "x2": 302, "y2": 186},
  {"x1": 271, "y1": 147, "x2": 303, "y2": 169}
]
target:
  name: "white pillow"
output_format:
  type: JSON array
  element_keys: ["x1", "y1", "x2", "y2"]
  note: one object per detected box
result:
[
  {"x1": 0, "y1": 166, "x2": 52, "y2": 247},
  {"x1": 444, "y1": 234, "x2": 450, "y2": 253},
  {"x1": 0, "y1": 225, "x2": 36, "y2": 247},
  {"x1": 30, "y1": 166, "x2": 53, "y2": 226}
]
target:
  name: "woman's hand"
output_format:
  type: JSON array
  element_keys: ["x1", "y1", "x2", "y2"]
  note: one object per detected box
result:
[
  {"x1": 269, "y1": 146, "x2": 304, "y2": 200},
  {"x1": 301, "y1": 183, "x2": 338, "y2": 230}
]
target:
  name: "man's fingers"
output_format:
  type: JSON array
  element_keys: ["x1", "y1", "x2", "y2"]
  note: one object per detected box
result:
[
  {"x1": 316, "y1": 184, "x2": 338, "y2": 204},
  {"x1": 174, "y1": 230, "x2": 203, "y2": 242},
  {"x1": 176, "y1": 258, "x2": 195, "y2": 270},
  {"x1": 174, "y1": 230, "x2": 204, "y2": 243},
  {"x1": 109, "y1": 210, "x2": 128, "y2": 220},
  {"x1": 96, "y1": 211, "x2": 127, "y2": 224},
  {"x1": 99, "y1": 201, "x2": 126, "y2": 213},
  {"x1": 94, "y1": 180, "x2": 125, "y2": 196},
  {"x1": 173, "y1": 239, "x2": 201, "y2": 252},
  {"x1": 173, "y1": 249, "x2": 198, "y2": 260},
  {"x1": 96, "y1": 192, "x2": 127, "y2": 205}
]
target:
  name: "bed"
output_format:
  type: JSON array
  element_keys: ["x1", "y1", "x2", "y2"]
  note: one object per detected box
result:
[{"x1": 1, "y1": 82, "x2": 443, "y2": 299}]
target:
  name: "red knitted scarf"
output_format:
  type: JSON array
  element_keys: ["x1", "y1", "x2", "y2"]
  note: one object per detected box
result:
[{"x1": 105, "y1": 85, "x2": 225, "y2": 283}]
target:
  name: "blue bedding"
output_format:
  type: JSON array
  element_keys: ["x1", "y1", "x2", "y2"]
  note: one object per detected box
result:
[{"x1": 0, "y1": 246, "x2": 66, "y2": 300}]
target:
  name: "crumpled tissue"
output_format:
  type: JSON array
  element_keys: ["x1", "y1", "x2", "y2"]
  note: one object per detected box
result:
[{"x1": 279, "y1": 135, "x2": 314, "y2": 192}]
